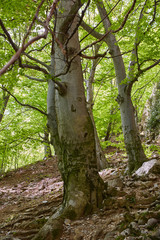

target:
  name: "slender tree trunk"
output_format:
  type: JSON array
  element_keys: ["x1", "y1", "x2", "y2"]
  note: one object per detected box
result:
[
  {"x1": 33, "y1": 1, "x2": 104, "y2": 239},
  {"x1": 97, "y1": 2, "x2": 147, "y2": 173},
  {"x1": 105, "y1": 108, "x2": 115, "y2": 141},
  {"x1": 146, "y1": 81, "x2": 160, "y2": 139},
  {"x1": 86, "y1": 45, "x2": 108, "y2": 170},
  {"x1": 0, "y1": 91, "x2": 10, "y2": 123},
  {"x1": 43, "y1": 124, "x2": 52, "y2": 159}
]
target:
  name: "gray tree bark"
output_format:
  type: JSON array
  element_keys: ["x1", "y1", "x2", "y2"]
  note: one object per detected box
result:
[
  {"x1": 86, "y1": 45, "x2": 108, "y2": 170},
  {"x1": 33, "y1": 1, "x2": 104, "y2": 239},
  {"x1": 96, "y1": 1, "x2": 147, "y2": 174}
]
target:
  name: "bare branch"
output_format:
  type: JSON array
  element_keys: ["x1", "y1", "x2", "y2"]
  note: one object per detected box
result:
[
  {"x1": 22, "y1": 0, "x2": 46, "y2": 47},
  {"x1": 112, "y1": 0, "x2": 137, "y2": 33},
  {"x1": 0, "y1": 18, "x2": 18, "y2": 51},
  {"x1": 20, "y1": 63, "x2": 49, "y2": 74},
  {"x1": 0, "y1": 18, "x2": 50, "y2": 73},
  {"x1": 25, "y1": 75, "x2": 47, "y2": 82},
  {"x1": 80, "y1": 51, "x2": 108, "y2": 59},
  {"x1": 23, "y1": 52, "x2": 50, "y2": 70},
  {"x1": 27, "y1": 41, "x2": 52, "y2": 54},
  {"x1": 1, "y1": 86, "x2": 47, "y2": 116},
  {"x1": 0, "y1": 33, "x2": 6, "y2": 39},
  {"x1": 80, "y1": 20, "x2": 103, "y2": 40},
  {"x1": 80, "y1": 0, "x2": 121, "y2": 43},
  {"x1": 0, "y1": 0, "x2": 60, "y2": 76},
  {"x1": 141, "y1": 59, "x2": 160, "y2": 73},
  {"x1": 132, "y1": 70, "x2": 160, "y2": 97}
]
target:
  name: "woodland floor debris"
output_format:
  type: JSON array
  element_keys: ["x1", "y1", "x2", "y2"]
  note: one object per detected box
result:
[{"x1": 0, "y1": 147, "x2": 159, "y2": 240}]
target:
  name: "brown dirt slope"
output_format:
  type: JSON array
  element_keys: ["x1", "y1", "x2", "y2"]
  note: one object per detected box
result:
[{"x1": 0, "y1": 151, "x2": 159, "y2": 240}]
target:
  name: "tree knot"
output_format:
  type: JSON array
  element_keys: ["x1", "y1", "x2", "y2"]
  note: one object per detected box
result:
[{"x1": 115, "y1": 94, "x2": 124, "y2": 105}]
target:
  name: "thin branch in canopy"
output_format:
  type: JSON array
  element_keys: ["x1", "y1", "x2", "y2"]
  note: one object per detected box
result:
[
  {"x1": 0, "y1": 0, "x2": 60, "y2": 77},
  {"x1": 1, "y1": 86, "x2": 47, "y2": 116}
]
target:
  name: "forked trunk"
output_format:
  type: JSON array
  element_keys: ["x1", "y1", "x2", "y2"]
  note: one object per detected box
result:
[
  {"x1": 50, "y1": 0, "x2": 103, "y2": 218},
  {"x1": 53, "y1": 0, "x2": 103, "y2": 216},
  {"x1": 32, "y1": 3, "x2": 104, "y2": 239}
]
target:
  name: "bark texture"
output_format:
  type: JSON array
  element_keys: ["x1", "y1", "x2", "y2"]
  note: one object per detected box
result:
[
  {"x1": 33, "y1": 1, "x2": 104, "y2": 239},
  {"x1": 54, "y1": 0, "x2": 103, "y2": 214}
]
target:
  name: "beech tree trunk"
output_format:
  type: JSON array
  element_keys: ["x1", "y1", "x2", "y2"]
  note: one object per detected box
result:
[
  {"x1": 146, "y1": 81, "x2": 160, "y2": 139},
  {"x1": 33, "y1": 2, "x2": 104, "y2": 239},
  {"x1": 97, "y1": 2, "x2": 147, "y2": 173},
  {"x1": 0, "y1": 90, "x2": 10, "y2": 123},
  {"x1": 86, "y1": 45, "x2": 108, "y2": 170},
  {"x1": 53, "y1": 0, "x2": 103, "y2": 213}
]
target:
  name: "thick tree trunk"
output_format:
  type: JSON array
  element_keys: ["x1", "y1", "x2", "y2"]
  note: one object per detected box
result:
[
  {"x1": 33, "y1": 1, "x2": 104, "y2": 239},
  {"x1": 97, "y1": 2, "x2": 147, "y2": 173},
  {"x1": 53, "y1": 0, "x2": 103, "y2": 214}
]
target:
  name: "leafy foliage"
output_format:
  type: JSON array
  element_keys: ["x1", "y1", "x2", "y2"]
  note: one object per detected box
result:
[{"x1": 0, "y1": 0, "x2": 160, "y2": 171}]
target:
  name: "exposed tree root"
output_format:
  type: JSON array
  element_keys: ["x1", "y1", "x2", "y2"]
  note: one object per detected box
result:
[
  {"x1": 32, "y1": 206, "x2": 64, "y2": 240},
  {"x1": 32, "y1": 197, "x2": 91, "y2": 240}
]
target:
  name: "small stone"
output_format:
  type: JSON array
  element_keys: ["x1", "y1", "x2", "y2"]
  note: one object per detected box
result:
[
  {"x1": 64, "y1": 219, "x2": 71, "y2": 225},
  {"x1": 104, "y1": 232, "x2": 116, "y2": 240},
  {"x1": 107, "y1": 177, "x2": 123, "y2": 188},
  {"x1": 130, "y1": 221, "x2": 138, "y2": 229},
  {"x1": 146, "y1": 218, "x2": 158, "y2": 229},
  {"x1": 141, "y1": 228, "x2": 149, "y2": 235},
  {"x1": 130, "y1": 221, "x2": 141, "y2": 236},
  {"x1": 154, "y1": 183, "x2": 159, "y2": 189},
  {"x1": 120, "y1": 228, "x2": 130, "y2": 236}
]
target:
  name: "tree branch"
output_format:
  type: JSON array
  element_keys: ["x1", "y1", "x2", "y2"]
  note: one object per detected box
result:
[
  {"x1": 80, "y1": 0, "x2": 121, "y2": 43},
  {"x1": 0, "y1": 18, "x2": 18, "y2": 51},
  {"x1": 141, "y1": 59, "x2": 160, "y2": 73},
  {"x1": 22, "y1": 0, "x2": 46, "y2": 47},
  {"x1": 65, "y1": 0, "x2": 91, "y2": 48},
  {"x1": 0, "y1": 0, "x2": 60, "y2": 76},
  {"x1": 1, "y1": 86, "x2": 47, "y2": 116},
  {"x1": 112, "y1": 0, "x2": 137, "y2": 33},
  {"x1": 23, "y1": 52, "x2": 50, "y2": 70},
  {"x1": 20, "y1": 63, "x2": 49, "y2": 74},
  {"x1": 0, "y1": 18, "x2": 50, "y2": 73},
  {"x1": 79, "y1": 51, "x2": 108, "y2": 59},
  {"x1": 27, "y1": 41, "x2": 52, "y2": 54},
  {"x1": 80, "y1": 20, "x2": 103, "y2": 40},
  {"x1": 25, "y1": 75, "x2": 47, "y2": 82}
]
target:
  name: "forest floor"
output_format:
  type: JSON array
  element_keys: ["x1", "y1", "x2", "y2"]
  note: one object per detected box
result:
[{"x1": 0, "y1": 144, "x2": 160, "y2": 240}]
